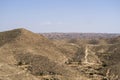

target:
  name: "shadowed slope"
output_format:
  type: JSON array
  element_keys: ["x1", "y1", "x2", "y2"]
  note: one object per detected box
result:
[{"x1": 0, "y1": 28, "x2": 67, "y2": 63}]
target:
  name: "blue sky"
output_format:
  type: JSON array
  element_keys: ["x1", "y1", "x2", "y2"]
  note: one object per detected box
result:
[{"x1": 0, "y1": 0, "x2": 120, "y2": 33}]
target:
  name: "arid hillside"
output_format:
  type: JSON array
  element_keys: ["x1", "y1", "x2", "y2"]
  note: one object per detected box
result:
[
  {"x1": 0, "y1": 28, "x2": 120, "y2": 80},
  {"x1": 0, "y1": 28, "x2": 88, "y2": 80}
]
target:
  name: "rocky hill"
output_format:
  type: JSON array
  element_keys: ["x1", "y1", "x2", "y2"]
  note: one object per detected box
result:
[
  {"x1": 0, "y1": 28, "x2": 88, "y2": 80},
  {"x1": 0, "y1": 28, "x2": 120, "y2": 80}
]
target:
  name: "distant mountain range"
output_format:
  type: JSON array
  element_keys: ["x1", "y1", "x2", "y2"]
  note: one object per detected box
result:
[{"x1": 41, "y1": 33, "x2": 120, "y2": 39}]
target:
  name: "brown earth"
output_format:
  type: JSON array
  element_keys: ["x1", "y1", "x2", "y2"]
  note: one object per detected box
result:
[{"x1": 0, "y1": 28, "x2": 120, "y2": 80}]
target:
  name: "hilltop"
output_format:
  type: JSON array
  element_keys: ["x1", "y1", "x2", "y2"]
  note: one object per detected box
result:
[{"x1": 0, "y1": 28, "x2": 88, "y2": 80}]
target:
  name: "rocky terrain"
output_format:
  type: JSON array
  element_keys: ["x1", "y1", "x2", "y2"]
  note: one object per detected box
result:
[{"x1": 0, "y1": 28, "x2": 120, "y2": 80}]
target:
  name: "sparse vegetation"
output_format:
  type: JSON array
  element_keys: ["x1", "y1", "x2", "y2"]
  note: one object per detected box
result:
[{"x1": 0, "y1": 28, "x2": 120, "y2": 80}]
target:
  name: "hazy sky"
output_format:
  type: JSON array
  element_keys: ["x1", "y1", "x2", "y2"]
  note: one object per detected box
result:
[{"x1": 0, "y1": 0, "x2": 120, "y2": 33}]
